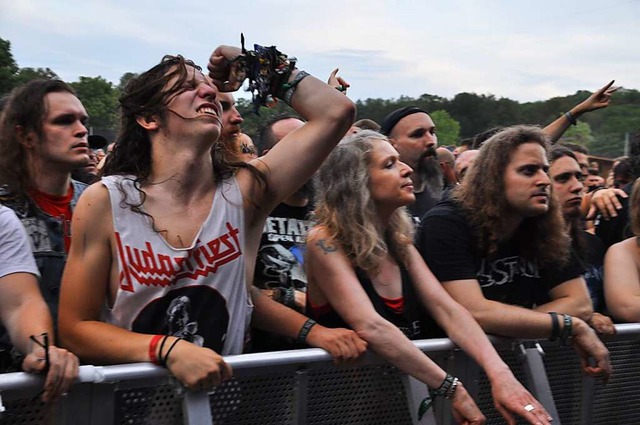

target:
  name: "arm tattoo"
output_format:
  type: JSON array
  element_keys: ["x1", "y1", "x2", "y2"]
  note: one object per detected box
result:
[{"x1": 316, "y1": 239, "x2": 337, "y2": 254}]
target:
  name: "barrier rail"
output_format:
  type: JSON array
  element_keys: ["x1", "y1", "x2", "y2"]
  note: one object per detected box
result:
[{"x1": 1, "y1": 324, "x2": 639, "y2": 424}]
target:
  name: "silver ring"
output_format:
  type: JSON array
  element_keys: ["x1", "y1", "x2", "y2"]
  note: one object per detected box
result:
[{"x1": 524, "y1": 404, "x2": 535, "y2": 412}]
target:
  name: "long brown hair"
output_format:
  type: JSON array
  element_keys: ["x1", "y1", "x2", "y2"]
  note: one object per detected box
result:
[
  {"x1": 453, "y1": 125, "x2": 570, "y2": 266},
  {"x1": 0, "y1": 79, "x2": 77, "y2": 198},
  {"x1": 313, "y1": 131, "x2": 414, "y2": 272}
]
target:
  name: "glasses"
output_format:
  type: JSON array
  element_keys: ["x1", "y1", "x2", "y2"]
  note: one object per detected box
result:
[{"x1": 29, "y1": 333, "x2": 50, "y2": 401}]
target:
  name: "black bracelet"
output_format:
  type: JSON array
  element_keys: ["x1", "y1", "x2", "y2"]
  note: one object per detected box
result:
[
  {"x1": 564, "y1": 111, "x2": 577, "y2": 126},
  {"x1": 297, "y1": 318, "x2": 317, "y2": 344},
  {"x1": 282, "y1": 287, "x2": 296, "y2": 309},
  {"x1": 163, "y1": 337, "x2": 183, "y2": 367},
  {"x1": 549, "y1": 312, "x2": 560, "y2": 341},
  {"x1": 157, "y1": 335, "x2": 170, "y2": 366}
]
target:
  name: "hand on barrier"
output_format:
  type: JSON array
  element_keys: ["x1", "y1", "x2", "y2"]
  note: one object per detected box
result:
[
  {"x1": 571, "y1": 318, "x2": 612, "y2": 383},
  {"x1": 449, "y1": 382, "x2": 486, "y2": 425},
  {"x1": 22, "y1": 337, "x2": 79, "y2": 403},
  {"x1": 588, "y1": 312, "x2": 616, "y2": 336},
  {"x1": 489, "y1": 370, "x2": 553, "y2": 425},
  {"x1": 165, "y1": 339, "x2": 233, "y2": 391},
  {"x1": 306, "y1": 325, "x2": 368, "y2": 365}
]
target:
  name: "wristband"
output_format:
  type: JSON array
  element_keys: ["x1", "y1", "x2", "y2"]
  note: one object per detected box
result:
[
  {"x1": 419, "y1": 374, "x2": 460, "y2": 421},
  {"x1": 163, "y1": 337, "x2": 183, "y2": 367},
  {"x1": 559, "y1": 314, "x2": 573, "y2": 344},
  {"x1": 297, "y1": 318, "x2": 317, "y2": 344},
  {"x1": 148, "y1": 335, "x2": 163, "y2": 365},
  {"x1": 281, "y1": 71, "x2": 310, "y2": 106},
  {"x1": 549, "y1": 312, "x2": 560, "y2": 341},
  {"x1": 564, "y1": 111, "x2": 577, "y2": 126}
]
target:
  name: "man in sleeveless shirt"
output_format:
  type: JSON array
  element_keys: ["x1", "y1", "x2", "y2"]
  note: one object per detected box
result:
[{"x1": 59, "y1": 46, "x2": 366, "y2": 392}]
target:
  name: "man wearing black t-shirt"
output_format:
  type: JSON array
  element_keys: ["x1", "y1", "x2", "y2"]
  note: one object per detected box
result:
[
  {"x1": 417, "y1": 125, "x2": 611, "y2": 381},
  {"x1": 547, "y1": 145, "x2": 615, "y2": 335}
]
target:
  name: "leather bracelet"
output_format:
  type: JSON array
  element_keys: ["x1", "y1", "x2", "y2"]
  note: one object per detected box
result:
[
  {"x1": 281, "y1": 71, "x2": 310, "y2": 106},
  {"x1": 163, "y1": 337, "x2": 183, "y2": 367},
  {"x1": 549, "y1": 312, "x2": 560, "y2": 341},
  {"x1": 297, "y1": 318, "x2": 317, "y2": 344}
]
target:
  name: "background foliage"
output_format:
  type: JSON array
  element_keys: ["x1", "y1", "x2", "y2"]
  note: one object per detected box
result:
[{"x1": 2, "y1": 37, "x2": 638, "y2": 158}]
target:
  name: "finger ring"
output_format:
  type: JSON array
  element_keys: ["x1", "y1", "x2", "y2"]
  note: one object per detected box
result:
[{"x1": 524, "y1": 404, "x2": 535, "y2": 412}]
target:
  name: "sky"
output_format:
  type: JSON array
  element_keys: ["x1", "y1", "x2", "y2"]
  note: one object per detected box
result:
[{"x1": 2, "y1": 0, "x2": 639, "y2": 104}]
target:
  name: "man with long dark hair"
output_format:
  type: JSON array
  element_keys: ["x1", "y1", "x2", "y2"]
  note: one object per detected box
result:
[
  {"x1": 59, "y1": 45, "x2": 366, "y2": 392},
  {"x1": 417, "y1": 125, "x2": 611, "y2": 382}
]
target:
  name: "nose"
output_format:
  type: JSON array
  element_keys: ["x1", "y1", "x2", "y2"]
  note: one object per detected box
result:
[
  {"x1": 571, "y1": 175, "x2": 584, "y2": 193},
  {"x1": 198, "y1": 82, "x2": 218, "y2": 102},
  {"x1": 230, "y1": 106, "x2": 244, "y2": 124},
  {"x1": 537, "y1": 170, "x2": 551, "y2": 187},
  {"x1": 401, "y1": 161, "x2": 413, "y2": 176},
  {"x1": 75, "y1": 121, "x2": 88, "y2": 138}
]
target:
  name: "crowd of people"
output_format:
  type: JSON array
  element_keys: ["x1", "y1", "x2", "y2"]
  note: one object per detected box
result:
[{"x1": 0, "y1": 40, "x2": 638, "y2": 424}]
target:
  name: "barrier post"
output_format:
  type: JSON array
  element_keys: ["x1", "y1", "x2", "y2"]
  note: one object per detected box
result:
[
  {"x1": 183, "y1": 390, "x2": 213, "y2": 425},
  {"x1": 518, "y1": 342, "x2": 561, "y2": 424},
  {"x1": 292, "y1": 368, "x2": 309, "y2": 425},
  {"x1": 403, "y1": 375, "x2": 437, "y2": 425}
]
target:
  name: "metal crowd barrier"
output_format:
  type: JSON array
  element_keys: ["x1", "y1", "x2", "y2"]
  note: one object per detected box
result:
[{"x1": 1, "y1": 324, "x2": 639, "y2": 425}]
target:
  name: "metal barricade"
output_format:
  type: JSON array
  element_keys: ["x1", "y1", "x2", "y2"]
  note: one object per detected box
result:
[{"x1": 1, "y1": 324, "x2": 639, "y2": 425}]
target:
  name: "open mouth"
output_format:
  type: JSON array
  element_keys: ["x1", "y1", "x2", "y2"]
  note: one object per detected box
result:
[{"x1": 197, "y1": 105, "x2": 219, "y2": 116}]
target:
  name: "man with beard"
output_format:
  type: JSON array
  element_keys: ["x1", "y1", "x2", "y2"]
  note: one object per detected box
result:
[
  {"x1": 417, "y1": 125, "x2": 611, "y2": 384},
  {"x1": 547, "y1": 145, "x2": 615, "y2": 335},
  {"x1": 381, "y1": 107, "x2": 442, "y2": 223}
]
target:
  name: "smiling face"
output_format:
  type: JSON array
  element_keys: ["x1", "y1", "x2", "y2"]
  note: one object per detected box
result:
[
  {"x1": 503, "y1": 142, "x2": 551, "y2": 218},
  {"x1": 26, "y1": 91, "x2": 90, "y2": 171},
  {"x1": 368, "y1": 140, "x2": 415, "y2": 216},
  {"x1": 549, "y1": 155, "x2": 584, "y2": 218}
]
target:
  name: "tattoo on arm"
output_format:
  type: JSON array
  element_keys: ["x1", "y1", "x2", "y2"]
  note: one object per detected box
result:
[{"x1": 316, "y1": 239, "x2": 337, "y2": 254}]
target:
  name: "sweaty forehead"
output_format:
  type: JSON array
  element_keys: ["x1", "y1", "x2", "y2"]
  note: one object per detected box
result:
[{"x1": 217, "y1": 92, "x2": 235, "y2": 108}]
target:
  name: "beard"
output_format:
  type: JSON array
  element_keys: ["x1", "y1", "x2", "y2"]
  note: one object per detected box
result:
[{"x1": 416, "y1": 147, "x2": 443, "y2": 198}]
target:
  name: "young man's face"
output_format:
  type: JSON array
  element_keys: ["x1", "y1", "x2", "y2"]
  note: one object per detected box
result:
[
  {"x1": 28, "y1": 91, "x2": 90, "y2": 170},
  {"x1": 503, "y1": 142, "x2": 551, "y2": 217},
  {"x1": 164, "y1": 66, "x2": 222, "y2": 141},
  {"x1": 549, "y1": 155, "x2": 584, "y2": 218}
]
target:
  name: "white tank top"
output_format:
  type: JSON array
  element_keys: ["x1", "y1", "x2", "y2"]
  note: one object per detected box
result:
[{"x1": 101, "y1": 175, "x2": 252, "y2": 355}]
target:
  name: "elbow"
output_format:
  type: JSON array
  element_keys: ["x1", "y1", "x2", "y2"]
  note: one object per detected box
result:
[
  {"x1": 353, "y1": 317, "x2": 395, "y2": 344},
  {"x1": 609, "y1": 302, "x2": 640, "y2": 323},
  {"x1": 575, "y1": 303, "x2": 594, "y2": 322},
  {"x1": 326, "y1": 98, "x2": 357, "y2": 133}
]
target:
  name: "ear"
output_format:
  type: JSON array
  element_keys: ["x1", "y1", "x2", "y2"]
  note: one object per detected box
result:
[
  {"x1": 135, "y1": 114, "x2": 160, "y2": 131},
  {"x1": 15, "y1": 125, "x2": 35, "y2": 149}
]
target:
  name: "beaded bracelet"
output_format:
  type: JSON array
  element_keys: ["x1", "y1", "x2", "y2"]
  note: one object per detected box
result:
[{"x1": 559, "y1": 314, "x2": 573, "y2": 345}]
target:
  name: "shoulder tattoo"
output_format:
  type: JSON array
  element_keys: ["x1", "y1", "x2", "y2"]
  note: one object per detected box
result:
[{"x1": 316, "y1": 239, "x2": 338, "y2": 254}]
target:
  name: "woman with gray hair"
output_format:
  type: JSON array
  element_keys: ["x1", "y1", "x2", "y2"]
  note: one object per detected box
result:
[{"x1": 306, "y1": 130, "x2": 552, "y2": 425}]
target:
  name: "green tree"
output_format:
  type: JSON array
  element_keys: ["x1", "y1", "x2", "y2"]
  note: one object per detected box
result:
[
  {"x1": 13, "y1": 67, "x2": 59, "y2": 86},
  {"x1": 70, "y1": 76, "x2": 119, "y2": 129},
  {"x1": 430, "y1": 110, "x2": 461, "y2": 147},
  {"x1": 0, "y1": 37, "x2": 18, "y2": 95},
  {"x1": 117, "y1": 72, "x2": 138, "y2": 92},
  {"x1": 558, "y1": 121, "x2": 594, "y2": 146}
]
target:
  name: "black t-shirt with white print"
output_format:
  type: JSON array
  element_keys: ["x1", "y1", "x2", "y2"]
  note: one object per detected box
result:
[{"x1": 416, "y1": 200, "x2": 584, "y2": 308}]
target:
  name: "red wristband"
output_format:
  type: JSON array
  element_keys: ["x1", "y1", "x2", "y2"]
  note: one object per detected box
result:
[{"x1": 149, "y1": 335, "x2": 163, "y2": 365}]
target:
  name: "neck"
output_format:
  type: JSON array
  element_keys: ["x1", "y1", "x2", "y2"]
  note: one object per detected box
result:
[
  {"x1": 147, "y1": 135, "x2": 215, "y2": 201},
  {"x1": 28, "y1": 157, "x2": 72, "y2": 196},
  {"x1": 500, "y1": 212, "x2": 523, "y2": 242},
  {"x1": 284, "y1": 192, "x2": 309, "y2": 207}
]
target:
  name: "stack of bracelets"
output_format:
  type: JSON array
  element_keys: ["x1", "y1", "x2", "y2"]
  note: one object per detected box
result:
[
  {"x1": 229, "y1": 33, "x2": 307, "y2": 113},
  {"x1": 418, "y1": 373, "x2": 461, "y2": 420}
]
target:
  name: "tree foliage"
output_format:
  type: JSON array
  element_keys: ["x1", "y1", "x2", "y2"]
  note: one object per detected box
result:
[{"x1": 2, "y1": 37, "x2": 639, "y2": 157}]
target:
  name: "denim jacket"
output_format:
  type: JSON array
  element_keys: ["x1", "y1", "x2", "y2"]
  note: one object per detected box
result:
[{"x1": 0, "y1": 180, "x2": 87, "y2": 319}]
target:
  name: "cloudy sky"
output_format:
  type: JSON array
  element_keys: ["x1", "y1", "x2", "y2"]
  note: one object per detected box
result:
[{"x1": 2, "y1": 0, "x2": 639, "y2": 103}]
